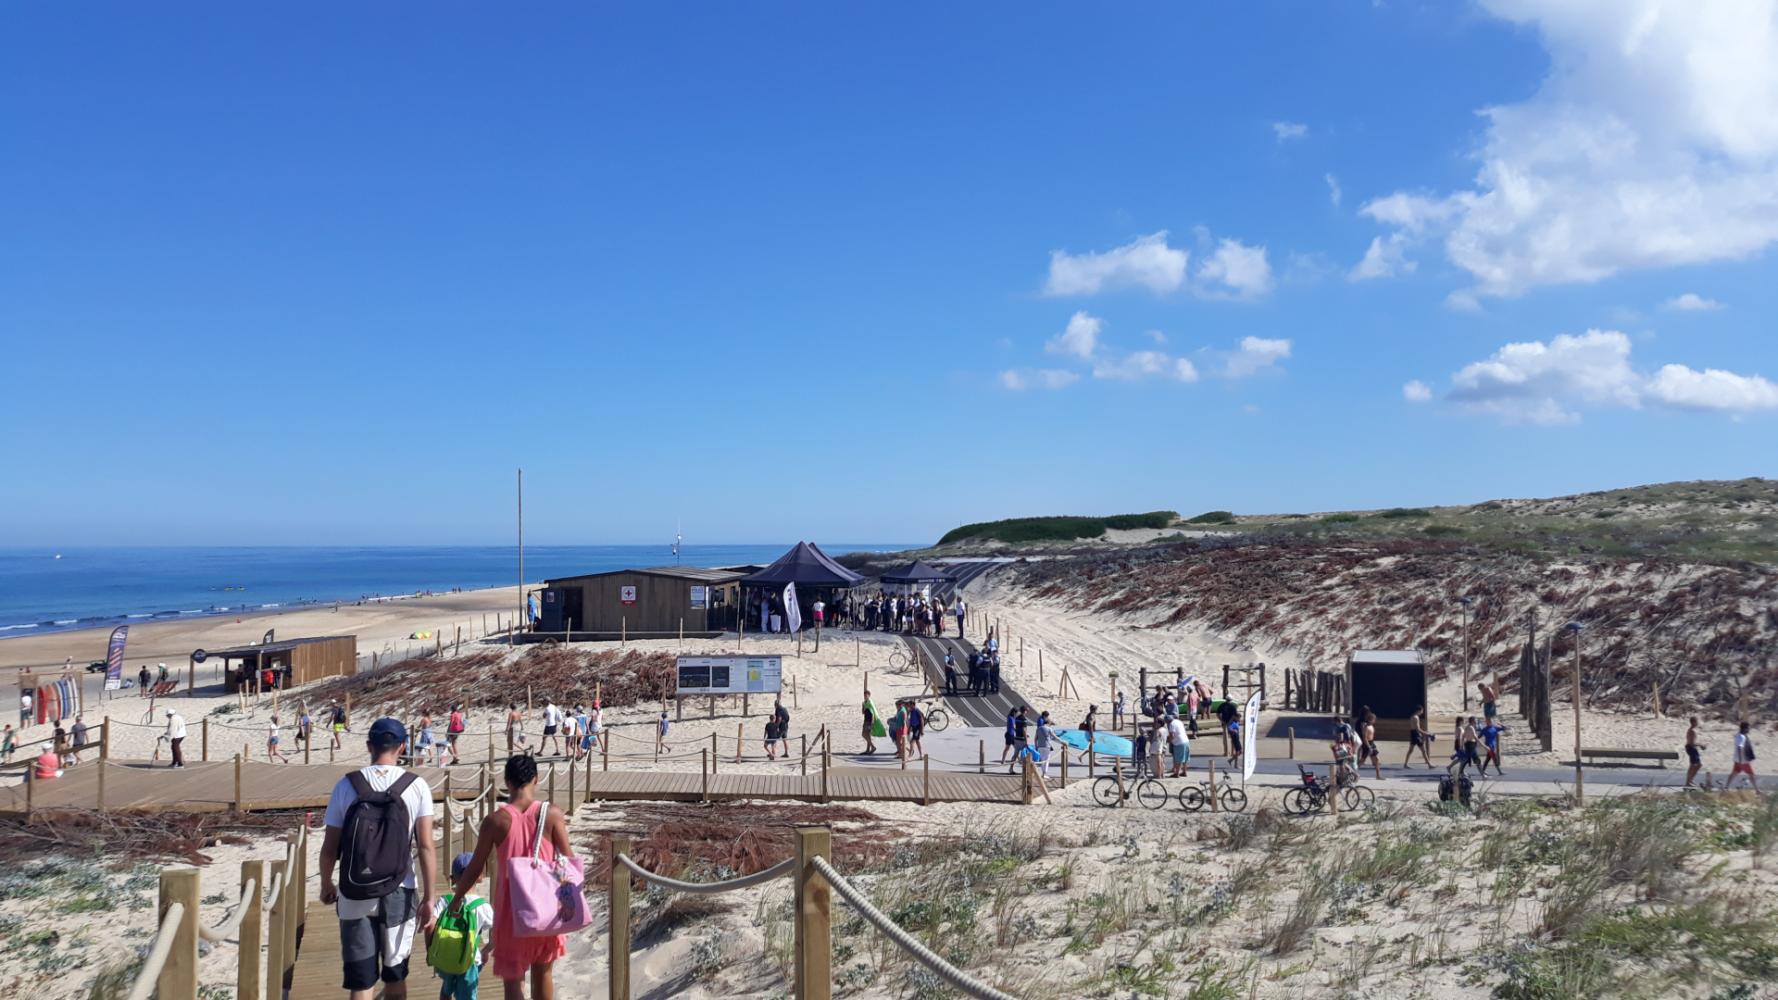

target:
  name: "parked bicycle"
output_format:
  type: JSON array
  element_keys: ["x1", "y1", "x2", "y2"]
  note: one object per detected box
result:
[
  {"x1": 1177, "y1": 780, "x2": 1249, "y2": 813},
  {"x1": 1283, "y1": 765, "x2": 1374, "y2": 815},
  {"x1": 919, "y1": 700, "x2": 950, "y2": 733},
  {"x1": 1092, "y1": 772, "x2": 1171, "y2": 810}
]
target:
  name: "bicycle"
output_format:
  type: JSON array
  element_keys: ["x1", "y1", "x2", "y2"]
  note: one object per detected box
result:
[
  {"x1": 1177, "y1": 780, "x2": 1249, "y2": 813},
  {"x1": 1283, "y1": 765, "x2": 1373, "y2": 814},
  {"x1": 1092, "y1": 772, "x2": 1171, "y2": 810},
  {"x1": 920, "y1": 700, "x2": 950, "y2": 733},
  {"x1": 887, "y1": 648, "x2": 910, "y2": 672}
]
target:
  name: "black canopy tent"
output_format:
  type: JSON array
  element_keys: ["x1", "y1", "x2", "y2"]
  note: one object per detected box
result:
[
  {"x1": 879, "y1": 560, "x2": 953, "y2": 595},
  {"x1": 739, "y1": 541, "x2": 865, "y2": 633}
]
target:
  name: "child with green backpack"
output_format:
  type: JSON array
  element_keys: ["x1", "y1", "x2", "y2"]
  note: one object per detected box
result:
[{"x1": 427, "y1": 852, "x2": 493, "y2": 999}]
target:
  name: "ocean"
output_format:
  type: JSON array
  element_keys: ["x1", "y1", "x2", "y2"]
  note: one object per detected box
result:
[{"x1": 0, "y1": 544, "x2": 914, "y2": 638}]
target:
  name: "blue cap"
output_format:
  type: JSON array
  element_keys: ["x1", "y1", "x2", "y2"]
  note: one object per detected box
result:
[
  {"x1": 451, "y1": 852, "x2": 474, "y2": 878},
  {"x1": 368, "y1": 717, "x2": 407, "y2": 748}
]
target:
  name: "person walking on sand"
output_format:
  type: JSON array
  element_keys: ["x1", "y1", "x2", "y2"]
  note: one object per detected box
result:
[
  {"x1": 1, "y1": 724, "x2": 13, "y2": 765},
  {"x1": 773, "y1": 697, "x2": 791, "y2": 758},
  {"x1": 415, "y1": 714, "x2": 435, "y2": 767},
  {"x1": 445, "y1": 754, "x2": 572, "y2": 1000},
  {"x1": 1357, "y1": 711, "x2": 1382, "y2": 780},
  {"x1": 908, "y1": 700, "x2": 925, "y2": 759},
  {"x1": 505, "y1": 705, "x2": 527, "y2": 755},
  {"x1": 1728, "y1": 721, "x2": 1758, "y2": 791},
  {"x1": 330, "y1": 701, "x2": 348, "y2": 750},
  {"x1": 318, "y1": 718, "x2": 438, "y2": 1000},
  {"x1": 861, "y1": 691, "x2": 879, "y2": 755},
  {"x1": 1403, "y1": 706, "x2": 1435, "y2": 768},
  {"x1": 1007, "y1": 707, "x2": 1030, "y2": 773},
  {"x1": 165, "y1": 708, "x2": 187, "y2": 769},
  {"x1": 1479, "y1": 682, "x2": 1499, "y2": 726},
  {"x1": 137, "y1": 665, "x2": 151, "y2": 697},
  {"x1": 1457, "y1": 717, "x2": 1481, "y2": 776},
  {"x1": 954, "y1": 598, "x2": 966, "y2": 638},
  {"x1": 1034, "y1": 711, "x2": 1059, "y2": 778},
  {"x1": 538, "y1": 700, "x2": 562, "y2": 758},
  {"x1": 656, "y1": 711, "x2": 671, "y2": 753},
  {"x1": 1478, "y1": 716, "x2": 1506, "y2": 776},
  {"x1": 1113, "y1": 690, "x2": 1125, "y2": 731},
  {"x1": 1166, "y1": 712, "x2": 1190, "y2": 777},
  {"x1": 1684, "y1": 717, "x2": 1705, "y2": 788},
  {"x1": 267, "y1": 714, "x2": 291, "y2": 763},
  {"x1": 447, "y1": 704, "x2": 466, "y2": 765},
  {"x1": 1000, "y1": 707, "x2": 1017, "y2": 764}
]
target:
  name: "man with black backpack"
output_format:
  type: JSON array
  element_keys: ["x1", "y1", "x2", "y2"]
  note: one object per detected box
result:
[{"x1": 318, "y1": 717, "x2": 438, "y2": 998}]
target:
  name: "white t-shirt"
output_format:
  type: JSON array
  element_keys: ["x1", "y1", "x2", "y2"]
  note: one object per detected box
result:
[
  {"x1": 1167, "y1": 718, "x2": 1189, "y2": 748},
  {"x1": 431, "y1": 893, "x2": 494, "y2": 965},
  {"x1": 166, "y1": 714, "x2": 187, "y2": 740},
  {"x1": 324, "y1": 764, "x2": 435, "y2": 916},
  {"x1": 1735, "y1": 732, "x2": 1755, "y2": 764},
  {"x1": 543, "y1": 705, "x2": 562, "y2": 727}
]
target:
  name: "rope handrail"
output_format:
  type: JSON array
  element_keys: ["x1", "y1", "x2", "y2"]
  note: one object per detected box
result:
[
  {"x1": 809, "y1": 855, "x2": 1019, "y2": 1000},
  {"x1": 197, "y1": 877, "x2": 258, "y2": 942},
  {"x1": 615, "y1": 853, "x2": 796, "y2": 894},
  {"x1": 123, "y1": 901, "x2": 185, "y2": 1000}
]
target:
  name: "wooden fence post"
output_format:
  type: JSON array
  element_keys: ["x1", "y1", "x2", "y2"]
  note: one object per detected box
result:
[
  {"x1": 234, "y1": 753, "x2": 243, "y2": 813},
  {"x1": 609, "y1": 834, "x2": 632, "y2": 1000},
  {"x1": 795, "y1": 827, "x2": 833, "y2": 1000},
  {"x1": 202, "y1": 718, "x2": 209, "y2": 762},
  {"x1": 922, "y1": 753, "x2": 931, "y2": 805},
  {"x1": 736, "y1": 722, "x2": 744, "y2": 763},
  {"x1": 97, "y1": 758, "x2": 107, "y2": 812},
  {"x1": 701, "y1": 748, "x2": 709, "y2": 801},
  {"x1": 238, "y1": 859, "x2": 265, "y2": 1000},
  {"x1": 159, "y1": 867, "x2": 200, "y2": 1000},
  {"x1": 1288, "y1": 726, "x2": 1296, "y2": 759},
  {"x1": 441, "y1": 775, "x2": 453, "y2": 875},
  {"x1": 1207, "y1": 761, "x2": 1219, "y2": 812}
]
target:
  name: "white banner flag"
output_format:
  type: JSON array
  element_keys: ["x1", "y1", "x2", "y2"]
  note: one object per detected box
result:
[
  {"x1": 1241, "y1": 690, "x2": 1262, "y2": 781},
  {"x1": 783, "y1": 583, "x2": 802, "y2": 633}
]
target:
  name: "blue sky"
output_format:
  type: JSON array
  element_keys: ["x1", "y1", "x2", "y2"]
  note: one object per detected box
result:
[{"x1": 3, "y1": 2, "x2": 1775, "y2": 546}]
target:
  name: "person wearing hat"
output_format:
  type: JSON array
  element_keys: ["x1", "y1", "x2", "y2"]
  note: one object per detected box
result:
[
  {"x1": 164, "y1": 708, "x2": 187, "y2": 769},
  {"x1": 428, "y1": 852, "x2": 493, "y2": 999},
  {"x1": 318, "y1": 717, "x2": 438, "y2": 999}
]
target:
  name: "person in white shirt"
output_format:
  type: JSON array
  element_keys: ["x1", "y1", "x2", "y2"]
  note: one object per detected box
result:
[
  {"x1": 1728, "y1": 721, "x2": 1759, "y2": 791},
  {"x1": 318, "y1": 718, "x2": 437, "y2": 999},
  {"x1": 538, "y1": 700, "x2": 563, "y2": 757},
  {"x1": 164, "y1": 709, "x2": 187, "y2": 768},
  {"x1": 19, "y1": 691, "x2": 32, "y2": 726},
  {"x1": 1167, "y1": 715, "x2": 1191, "y2": 777},
  {"x1": 266, "y1": 714, "x2": 290, "y2": 763}
]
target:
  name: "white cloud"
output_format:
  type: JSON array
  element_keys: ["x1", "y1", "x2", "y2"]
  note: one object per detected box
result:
[
  {"x1": 1662, "y1": 292, "x2": 1724, "y2": 312},
  {"x1": 1222, "y1": 336, "x2": 1292, "y2": 379},
  {"x1": 1092, "y1": 351, "x2": 1200, "y2": 383},
  {"x1": 1045, "y1": 311, "x2": 1102, "y2": 360},
  {"x1": 1349, "y1": 234, "x2": 1416, "y2": 281},
  {"x1": 1643, "y1": 364, "x2": 1778, "y2": 412},
  {"x1": 1272, "y1": 121, "x2": 1308, "y2": 142},
  {"x1": 1403, "y1": 380, "x2": 1434, "y2": 402},
  {"x1": 1044, "y1": 232, "x2": 1188, "y2": 296},
  {"x1": 1145, "y1": 329, "x2": 1168, "y2": 345},
  {"x1": 999, "y1": 368, "x2": 1080, "y2": 391},
  {"x1": 1325, "y1": 173, "x2": 1343, "y2": 208},
  {"x1": 1196, "y1": 239, "x2": 1274, "y2": 298},
  {"x1": 1437, "y1": 327, "x2": 1778, "y2": 422},
  {"x1": 1358, "y1": 2, "x2": 1778, "y2": 299}
]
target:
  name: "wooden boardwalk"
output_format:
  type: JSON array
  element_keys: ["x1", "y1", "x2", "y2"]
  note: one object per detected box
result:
[{"x1": 0, "y1": 758, "x2": 1028, "y2": 814}]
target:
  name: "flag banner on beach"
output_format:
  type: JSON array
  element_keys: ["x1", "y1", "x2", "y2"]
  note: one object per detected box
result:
[
  {"x1": 1241, "y1": 691, "x2": 1261, "y2": 781},
  {"x1": 262, "y1": 628, "x2": 275, "y2": 645},
  {"x1": 783, "y1": 583, "x2": 802, "y2": 633},
  {"x1": 104, "y1": 625, "x2": 128, "y2": 690}
]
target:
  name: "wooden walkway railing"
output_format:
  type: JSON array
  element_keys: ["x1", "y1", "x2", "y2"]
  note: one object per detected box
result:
[{"x1": 123, "y1": 823, "x2": 308, "y2": 1000}]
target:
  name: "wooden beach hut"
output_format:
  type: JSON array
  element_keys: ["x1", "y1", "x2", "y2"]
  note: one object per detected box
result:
[
  {"x1": 1344, "y1": 649, "x2": 1429, "y2": 740},
  {"x1": 536, "y1": 566, "x2": 746, "y2": 639},
  {"x1": 201, "y1": 635, "x2": 357, "y2": 694}
]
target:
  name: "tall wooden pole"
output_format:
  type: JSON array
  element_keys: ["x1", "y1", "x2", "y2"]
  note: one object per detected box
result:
[
  {"x1": 1572, "y1": 627, "x2": 1584, "y2": 804},
  {"x1": 795, "y1": 827, "x2": 833, "y2": 1000},
  {"x1": 609, "y1": 834, "x2": 632, "y2": 1000}
]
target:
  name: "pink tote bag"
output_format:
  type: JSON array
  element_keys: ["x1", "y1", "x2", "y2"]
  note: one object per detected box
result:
[{"x1": 505, "y1": 799, "x2": 592, "y2": 937}]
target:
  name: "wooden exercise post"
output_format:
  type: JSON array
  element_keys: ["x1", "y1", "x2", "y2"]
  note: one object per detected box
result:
[
  {"x1": 159, "y1": 868, "x2": 200, "y2": 1000},
  {"x1": 795, "y1": 827, "x2": 833, "y2": 1000},
  {"x1": 238, "y1": 859, "x2": 265, "y2": 1000},
  {"x1": 609, "y1": 834, "x2": 632, "y2": 1000}
]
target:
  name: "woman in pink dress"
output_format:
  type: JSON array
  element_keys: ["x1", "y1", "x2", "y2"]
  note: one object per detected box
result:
[{"x1": 446, "y1": 754, "x2": 573, "y2": 999}]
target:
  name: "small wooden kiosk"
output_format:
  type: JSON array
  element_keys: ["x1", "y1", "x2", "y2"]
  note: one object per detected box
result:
[
  {"x1": 196, "y1": 635, "x2": 358, "y2": 694},
  {"x1": 1345, "y1": 649, "x2": 1429, "y2": 740}
]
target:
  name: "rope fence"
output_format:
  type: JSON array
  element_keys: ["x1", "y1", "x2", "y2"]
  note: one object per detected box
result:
[
  {"x1": 605, "y1": 826, "x2": 1019, "y2": 1000},
  {"x1": 122, "y1": 822, "x2": 308, "y2": 1000}
]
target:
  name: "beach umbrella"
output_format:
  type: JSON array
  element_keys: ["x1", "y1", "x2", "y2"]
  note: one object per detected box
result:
[{"x1": 1055, "y1": 729, "x2": 1133, "y2": 757}]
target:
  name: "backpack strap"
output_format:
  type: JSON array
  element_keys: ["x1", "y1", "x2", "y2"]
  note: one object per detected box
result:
[
  {"x1": 346, "y1": 770, "x2": 374, "y2": 799},
  {"x1": 529, "y1": 799, "x2": 551, "y2": 859}
]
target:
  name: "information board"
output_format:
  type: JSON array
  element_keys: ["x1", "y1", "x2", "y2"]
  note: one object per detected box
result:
[
  {"x1": 689, "y1": 586, "x2": 707, "y2": 610},
  {"x1": 675, "y1": 655, "x2": 782, "y2": 695}
]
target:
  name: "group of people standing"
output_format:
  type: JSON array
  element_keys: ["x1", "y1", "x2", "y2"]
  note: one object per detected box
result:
[{"x1": 851, "y1": 593, "x2": 966, "y2": 637}]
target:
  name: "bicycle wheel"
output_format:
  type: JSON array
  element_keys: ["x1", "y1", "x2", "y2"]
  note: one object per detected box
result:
[
  {"x1": 1177, "y1": 785, "x2": 1207, "y2": 811},
  {"x1": 1136, "y1": 779, "x2": 1170, "y2": 810},
  {"x1": 888, "y1": 649, "x2": 909, "y2": 670},
  {"x1": 926, "y1": 708, "x2": 949, "y2": 733},
  {"x1": 1342, "y1": 785, "x2": 1375, "y2": 811},
  {"x1": 1092, "y1": 776, "x2": 1124, "y2": 808},
  {"x1": 1282, "y1": 787, "x2": 1313, "y2": 815},
  {"x1": 1219, "y1": 786, "x2": 1249, "y2": 813}
]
